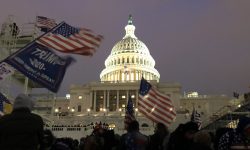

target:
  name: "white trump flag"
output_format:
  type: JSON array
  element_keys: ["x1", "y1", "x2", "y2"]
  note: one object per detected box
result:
[{"x1": 0, "y1": 62, "x2": 15, "y2": 81}]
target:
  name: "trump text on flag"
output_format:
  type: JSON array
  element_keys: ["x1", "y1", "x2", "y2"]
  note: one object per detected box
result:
[{"x1": 5, "y1": 43, "x2": 73, "y2": 92}]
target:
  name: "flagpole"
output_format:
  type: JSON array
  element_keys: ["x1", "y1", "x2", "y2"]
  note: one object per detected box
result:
[{"x1": 22, "y1": 16, "x2": 41, "y2": 95}]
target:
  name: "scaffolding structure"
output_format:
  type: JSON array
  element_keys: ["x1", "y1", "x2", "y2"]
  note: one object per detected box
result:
[{"x1": 0, "y1": 15, "x2": 42, "y2": 97}]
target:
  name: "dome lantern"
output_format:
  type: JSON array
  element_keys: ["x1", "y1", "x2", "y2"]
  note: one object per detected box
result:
[{"x1": 123, "y1": 14, "x2": 137, "y2": 39}]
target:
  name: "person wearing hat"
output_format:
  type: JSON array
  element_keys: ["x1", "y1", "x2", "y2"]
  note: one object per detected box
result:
[
  {"x1": 167, "y1": 121, "x2": 199, "y2": 150},
  {"x1": 119, "y1": 120, "x2": 149, "y2": 150},
  {"x1": 0, "y1": 93, "x2": 44, "y2": 150},
  {"x1": 218, "y1": 116, "x2": 250, "y2": 150}
]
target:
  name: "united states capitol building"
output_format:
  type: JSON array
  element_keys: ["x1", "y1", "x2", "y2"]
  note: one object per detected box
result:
[{"x1": 0, "y1": 15, "x2": 245, "y2": 139}]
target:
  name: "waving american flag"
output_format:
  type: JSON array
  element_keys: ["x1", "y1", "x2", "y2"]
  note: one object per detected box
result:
[
  {"x1": 138, "y1": 77, "x2": 176, "y2": 127},
  {"x1": 36, "y1": 16, "x2": 57, "y2": 32},
  {"x1": 191, "y1": 107, "x2": 202, "y2": 129},
  {"x1": 37, "y1": 22, "x2": 103, "y2": 56}
]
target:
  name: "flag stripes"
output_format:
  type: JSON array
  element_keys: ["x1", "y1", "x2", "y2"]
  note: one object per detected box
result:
[
  {"x1": 138, "y1": 98, "x2": 171, "y2": 125},
  {"x1": 148, "y1": 88, "x2": 176, "y2": 116},
  {"x1": 191, "y1": 108, "x2": 202, "y2": 129},
  {"x1": 138, "y1": 91, "x2": 175, "y2": 120},
  {"x1": 138, "y1": 78, "x2": 176, "y2": 127},
  {"x1": 37, "y1": 22, "x2": 103, "y2": 56},
  {"x1": 36, "y1": 16, "x2": 57, "y2": 29}
]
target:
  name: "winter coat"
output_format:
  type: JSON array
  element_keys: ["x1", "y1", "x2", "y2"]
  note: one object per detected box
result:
[
  {"x1": 120, "y1": 131, "x2": 149, "y2": 150},
  {"x1": 0, "y1": 108, "x2": 44, "y2": 150}
]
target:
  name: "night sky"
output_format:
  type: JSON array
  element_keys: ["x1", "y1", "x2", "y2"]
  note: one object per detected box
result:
[{"x1": 0, "y1": 0, "x2": 250, "y2": 97}]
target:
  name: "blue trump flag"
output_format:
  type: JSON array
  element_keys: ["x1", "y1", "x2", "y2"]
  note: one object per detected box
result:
[{"x1": 4, "y1": 42, "x2": 74, "y2": 92}]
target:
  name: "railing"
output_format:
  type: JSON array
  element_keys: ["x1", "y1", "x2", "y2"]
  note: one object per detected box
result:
[{"x1": 202, "y1": 98, "x2": 250, "y2": 129}]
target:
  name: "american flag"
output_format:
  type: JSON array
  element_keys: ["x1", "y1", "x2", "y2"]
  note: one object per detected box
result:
[
  {"x1": 191, "y1": 107, "x2": 202, "y2": 129},
  {"x1": 37, "y1": 22, "x2": 103, "y2": 56},
  {"x1": 36, "y1": 16, "x2": 57, "y2": 30},
  {"x1": 138, "y1": 78, "x2": 176, "y2": 127},
  {"x1": 124, "y1": 95, "x2": 136, "y2": 130},
  {"x1": 0, "y1": 92, "x2": 11, "y2": 116}
]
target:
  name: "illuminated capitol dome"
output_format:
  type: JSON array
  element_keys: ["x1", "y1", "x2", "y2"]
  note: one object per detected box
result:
[
  {"x1": 38, "y1": 14, "x2": 232, "y2": 138},
  {"x1": 67, "y1": 15, "x2": 181, "y2": 114},
  {"x1": 100, "y1": 15, "x2": 160, "y2": 82},
  {"x1": 58, "y1": 15, "x2": 182, "y2": 128}
]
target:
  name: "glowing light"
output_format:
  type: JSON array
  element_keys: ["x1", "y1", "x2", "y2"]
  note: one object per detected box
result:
[
  {"x1": 66, "y1": 94, "x2": 70, "y2": 99},
  {"x1": 109, "y1": 124, "x2": 116, "y2": 129},
  {"x1": 54, "y1": 108, "x2": 59, "y2": 113},
  {"x1": 187, "y1": 92, "x2": 199, "y2": 98}
]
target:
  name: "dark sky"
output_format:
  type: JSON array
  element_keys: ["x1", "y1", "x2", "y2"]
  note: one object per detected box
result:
[{"x1": 1, "y1": 0, "x2": 250, "y2": 97}]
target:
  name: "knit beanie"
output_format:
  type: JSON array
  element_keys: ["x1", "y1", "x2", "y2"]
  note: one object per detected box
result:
[{"x1": 13, "y1": 94, "x2": 34, "y2": 110}]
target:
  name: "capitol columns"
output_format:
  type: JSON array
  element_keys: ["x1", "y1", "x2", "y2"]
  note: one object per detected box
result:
[
  {"x1": 116, "y1": 90, "x2": 119, "y2": 111},
  {"x1": 90, "y1": 91, "x2": 93, "y2": 111},
  {"x1": 107, "y1": 90, "x2": 110, "y2": 111},
  {"x1": 126, "y1": 90, "x2": 129, "y2": 104},
  {"x1": 104, "y1": 90, "x2": 106, "y2": 109},
  {"x1": 136, "y1": 89, "x2": 139, "y2": 108},
  {"x1": 93, "y1": 91, "x2": 97, "y2": 112}
]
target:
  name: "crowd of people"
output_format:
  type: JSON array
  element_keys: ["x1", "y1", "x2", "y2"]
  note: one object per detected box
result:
[{"x1": 1, "y1": 93, "x2": 250, "y2": 150}]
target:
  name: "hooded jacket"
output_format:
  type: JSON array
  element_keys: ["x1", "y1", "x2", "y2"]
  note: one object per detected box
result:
[{"x1": 0, "y1": 94, "x2": 44, "y2": 150}]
